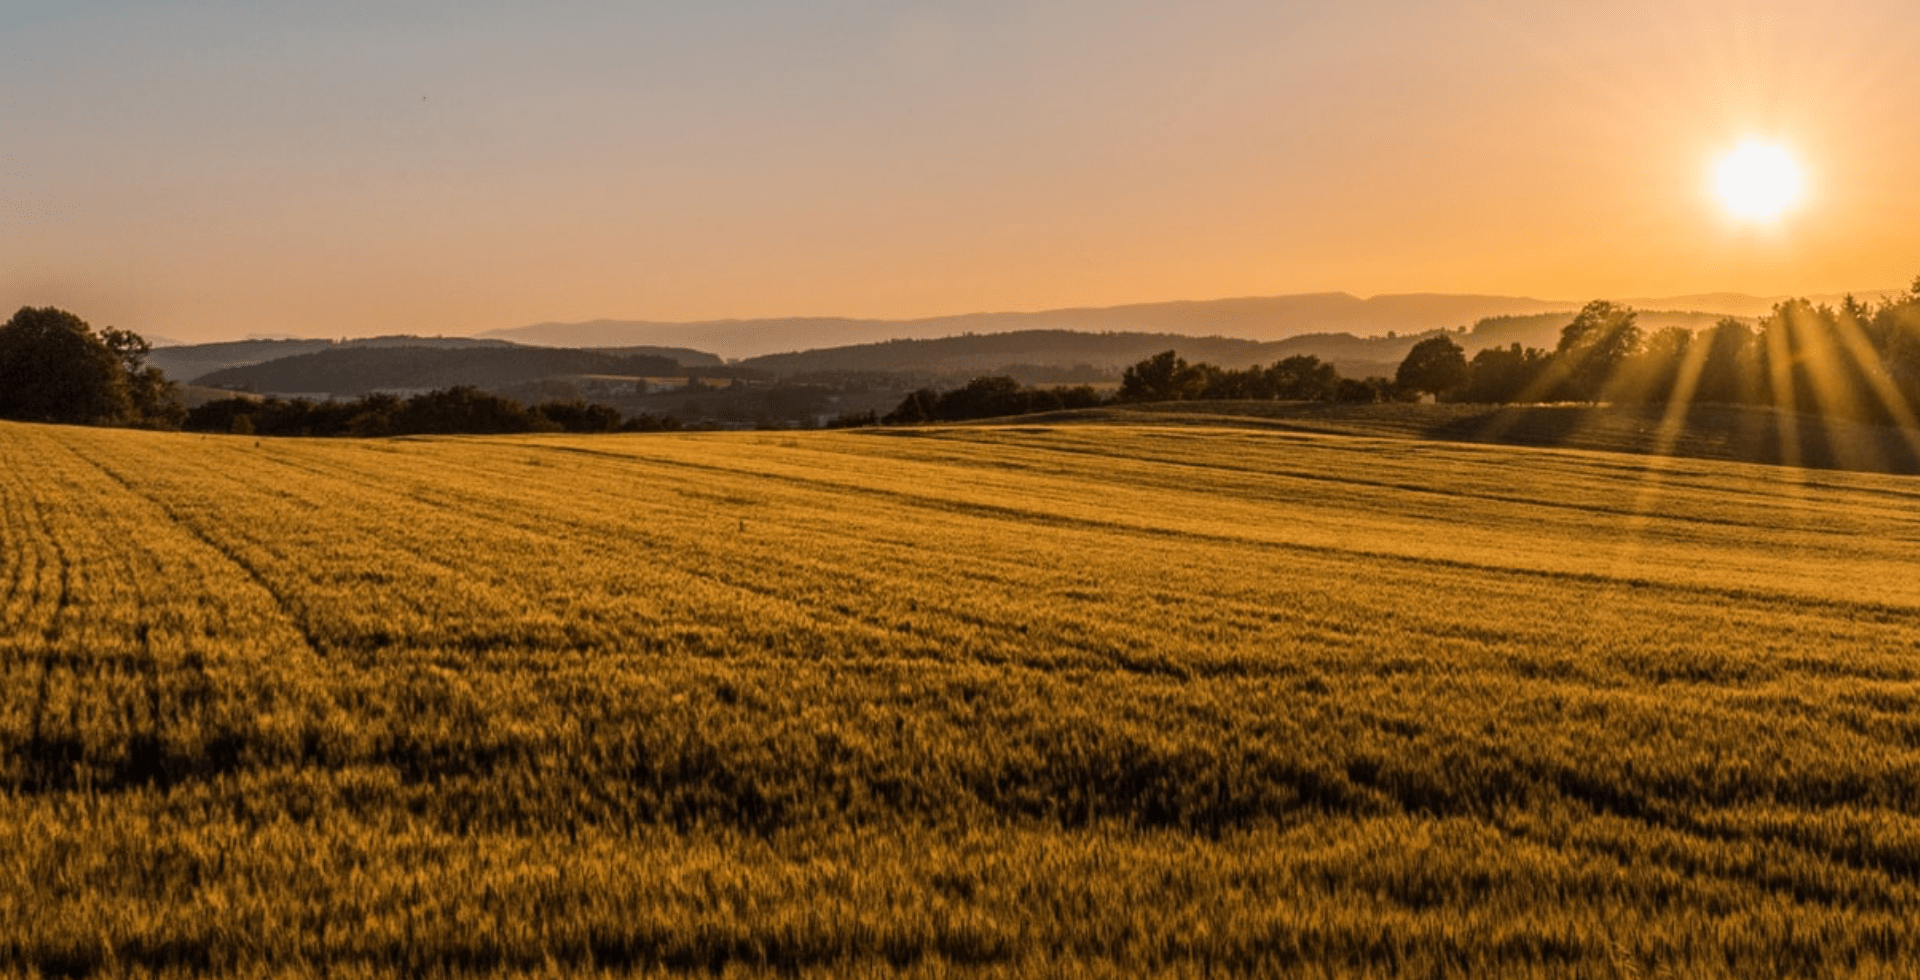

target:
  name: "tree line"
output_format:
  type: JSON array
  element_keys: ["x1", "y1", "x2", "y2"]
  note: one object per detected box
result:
[
  {"x1": 11, "y1": 284, "x2": 1920, "y2": 436},
  {"x1": 0, "y1": 306, "x2": 679, "y2": 436},
  {"x1": 0, "y1": 307, "x2": 184, "y2": 428},
  {"x1": 874, "y1": 350, "x2": 1397, "y2": 425},
  {"x1": 184, "y1": 389, "x2": 680, "y2": 437},
  {"x1": 871, "y1": 280, "x2": 1920, "y2": 426},
  {"x1": 873, "y1": 350, "x2": 1397, "y2": 425},
  {"x1": 1393, "y1": 283, "x2": 1920, "y2": 423}
]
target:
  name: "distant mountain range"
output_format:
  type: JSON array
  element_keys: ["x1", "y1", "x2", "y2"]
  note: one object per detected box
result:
[
  {"x1": 151, "y1": 289, "x2": 1898, "y2": 403},
  {"x1": 735, "y1": 311, "x2": 1735, "y2": 382},
  {"x1": 738, "y1": 330, "x2": 1409, "y2": 381},
  {"x1": 479, "y1": 289, "x2": 1896, "y2": 360}
]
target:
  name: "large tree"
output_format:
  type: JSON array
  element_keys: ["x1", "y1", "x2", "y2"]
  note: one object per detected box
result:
[
  {"x1": 0, "y1": 307, "x2": 182, "y2": 427},
  {"x1": 1552, "y1": 301, "x2": 1643, "y2": 402},
  {"x1": 0, "y1": 307, "x2": 132, "y2": 424},
  {"x1": 1117, "y1": 350, "x2": 1207, "y2": 403},
  {"x1": 1461, "y1": 343, "x2": 1551, "y2": 404},
  {"x1": 1265, "y1": 354, "x2": 1339, "y2": 401},
  {"x1": 1394, "y1": 335, "x2": 1469, "y2": 400}
]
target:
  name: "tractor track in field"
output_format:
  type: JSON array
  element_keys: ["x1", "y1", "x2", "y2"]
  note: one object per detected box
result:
[
  {"x1": 505, "y1": 438, "x2": 1920, "y2": 624},
  {"x1": 57, "y1": 439, "x2": 333, "y2": 662}
]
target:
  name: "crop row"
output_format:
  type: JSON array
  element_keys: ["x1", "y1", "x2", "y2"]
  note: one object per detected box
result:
[{"x1": 2, "y1": 420, "x2": 1918, "y2": 976}]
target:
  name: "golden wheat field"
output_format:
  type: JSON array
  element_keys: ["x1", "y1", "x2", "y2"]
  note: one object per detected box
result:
[{"x1": 3, "y1": 418, "x2": 1920, "y2": 978}]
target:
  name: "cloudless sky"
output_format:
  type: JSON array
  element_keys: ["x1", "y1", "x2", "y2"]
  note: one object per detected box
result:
[{"x1": 5, "y1": 0, "x2": 1918, "y2": 341}]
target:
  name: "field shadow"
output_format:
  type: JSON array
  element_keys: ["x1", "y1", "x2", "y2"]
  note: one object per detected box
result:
[
  {"x1": 962, "y1": 401, "x2": 1920, "y2": 476},
  {"x1": 1420, "y1": 404, "x2": 1920, "y2": 475}
]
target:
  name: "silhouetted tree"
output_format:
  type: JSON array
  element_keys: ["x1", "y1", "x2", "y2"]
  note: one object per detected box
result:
[
  {"x1": 0, "y1": 307, "x2": 181, "y2": 426},
  {"x1": 1870, "y1": 280, "x2": 1920, "y2": 415},
  {"x1": 882, "y1": 388, "x2": 938, "y2": 425},
  {"x1": 534, "y1": 400, "x2": 623, "y2": 433},
  {"x1": 1332, "y1": 376, "x2": 1394, "y2": 403},
  {"x1": 1552, "y1": 301, "x2": 1643, "y2": 401},
  {"x1": 1394, "y1": 335, "x2": 1469, "y2": 400},
  {"x1": 1118, "y1": 350, "x2": 1207, "y2": 403},
  {"x1": 1264, "y1": 355, "x2": 1339, "y2": 401},
  {"x1": 1625, "y1": 326, "x2": 1692, "y2": 405},
  {"x1": 620, "y1": 412, "x2": 680, "y2": 432},
  {"x1": 1694, "y1": 318, "x2": 1758, "y2": 405},
  {"x1": 1753, "y1": 299, "x2": 1889, "y2": 421},
  {"x1": 1051, "y1": 385, "x2": 1107, "y2": 410},
  {"x1": 825, "y1": 409, "x2": 879, "y2": 429},
  {"x1": 99, "y1": 327, "x2": 185, "y2": 427},
  {"x1": 1197, "y1": 364, "x2": 1259, "y2": 400},
  {"x1": 937, "y1": 376, "x2": 1030, "y2": 419},
  {"x1": 395, "y1": 386, "x2": 545, "y2": 434},
  {"x1": 346, "y1": 393, "x2": 404, "y2": 437},
  {"x1": 1460, "y1": 343, "x2": 1551, "y2": 404}
]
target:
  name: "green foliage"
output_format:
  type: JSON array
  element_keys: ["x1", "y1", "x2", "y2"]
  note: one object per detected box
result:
[
  {"x1": 0, "y1": 306, "x2": 180, "y2": 426},
  {"x1": 532, "y1": 400, "x2": 623, "y2": 433},
  {"x1": 3, "y1": 420, "x2": 1919, "y2": 976},
  {"x1": 882, "y1": 377, "x2": 1103, "y2": 424},
  {"x1": 1694, "y1": 318, "x2": 1759, "y2": 405},
  {"x1": 1263, "y1": 354, "x2": 1341, "y2": 400},
  {"x1": 1393, "y1": 335, "x2": 1469, "y2": 398},
  {"x1": 881, "y1": 351, "x2": 1384, "y2": 424},
  {"x1": 1425, "y1": 282, "x2": 1920, "y2": 424},
  {"x1": 183, "y1": 387, "x2": 644, "y2": 437},
  {"x1": 1118, "y1": 350, "x2": 1208, "y2": 403},
  {"x1": 1459, "y1": 343, "x2": 1552, "y2": 404}
]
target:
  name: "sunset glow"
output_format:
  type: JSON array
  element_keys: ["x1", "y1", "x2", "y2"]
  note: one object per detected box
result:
[
  {"x1": 1713, "y1": 142, "x2": 1804, "y2": 222},
  {"x1": 3, "y1": 1, "x2": 1919, "y2": 341}
]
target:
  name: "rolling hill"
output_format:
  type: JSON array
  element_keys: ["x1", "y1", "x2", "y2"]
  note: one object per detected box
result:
[
  {"x1": 3, "y1": 418, "x2": 1917, "y2": 976},
  {"x1": 734, "y1": 310, "x2": 1748, "y2": 382},
  {"x1": 192, "y1": 345, "x2": 689, "y2": 398},
  {"x1": 480, "y1": 293, "x2": 1577, "y2": 358},
  {"x1": 149, "y1": 335, "x2": 721, "y2": 386},
  {"x1": 478, "y1": 290, "x2": 1888, "y2": 359},
  {"x1": 735, "y1": 329, "x2": 1422, "y2": 381}
]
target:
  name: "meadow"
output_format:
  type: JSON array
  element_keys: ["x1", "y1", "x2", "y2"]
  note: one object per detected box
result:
[{"x1": 3, "y1": 416, "x2": 1920, "y2": 977}]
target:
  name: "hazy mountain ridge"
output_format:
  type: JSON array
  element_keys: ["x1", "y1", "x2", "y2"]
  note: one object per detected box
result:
[
  {"x1": 479, "y1": 290, "x2": 1879, "y2": 359},
  {"x1": 736, "y1": 310, "x2": 1750, "y2": 382},
  {"x1": 737, "y1": 330, "x2": 1407, "y2": 381},
  {"x1": 160, "y1": 292, "x2": 1883, "y2": 401},
  {"x1": 482, "y1": 293, "x2": 1577, "y2": 359}
]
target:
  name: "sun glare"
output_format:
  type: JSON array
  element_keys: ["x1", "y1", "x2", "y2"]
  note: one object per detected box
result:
[{"x1": 1712, "y1": 141, "x2": 1804, "y2": 222}]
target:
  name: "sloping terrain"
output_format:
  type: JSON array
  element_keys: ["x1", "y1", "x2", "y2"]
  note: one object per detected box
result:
[
  {"x1": 736, "y1": 329, "x2": 1420, "y2": 380},
  {"x1": 480, "y1": 290, "x2": 1817, "y2": 360},
  {"x1": 2, "y1": 420, "x2": 1918, "y2": 977},
  {"x1": 147, "y1": 336, "x2": 520, "y2": 385},
  {"x1": 193, "y1": 345, "x2": 689, "y2": 397},
  {"x1": 1012, "y1": 400, "x2": 1920, "y2": 475},
  {"x1": 481, "y1": 292, "x2": 1576, "y2": 357}
]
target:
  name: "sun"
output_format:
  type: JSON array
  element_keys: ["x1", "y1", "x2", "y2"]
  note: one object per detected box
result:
[{"x1": 1712, "y1": 141, "x2": 1804, "y2": 222}]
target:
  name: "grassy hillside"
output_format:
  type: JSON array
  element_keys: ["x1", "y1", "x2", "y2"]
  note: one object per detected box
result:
[{"x1": 3, "y1": 420, "x2": 1919, "y2": 977}]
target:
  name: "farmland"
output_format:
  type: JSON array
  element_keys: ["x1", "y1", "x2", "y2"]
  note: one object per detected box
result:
[{"x1": 3, "y1": 417, "x2": 1920, "y2": 978}]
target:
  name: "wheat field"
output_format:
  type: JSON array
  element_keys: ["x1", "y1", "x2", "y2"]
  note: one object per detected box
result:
[{"x1": 3, "y1": 419, "x2": 1919, "y2": 978}]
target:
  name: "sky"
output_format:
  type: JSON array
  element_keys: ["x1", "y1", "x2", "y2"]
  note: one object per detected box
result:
[{"x1": 4, "y1": 0, "x2": 1919, "y2": 343}]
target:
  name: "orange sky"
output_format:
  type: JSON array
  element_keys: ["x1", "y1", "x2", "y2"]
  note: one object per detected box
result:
[{"x1": 4, "y1": 1, "x2": 1918, "y2": 343}]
